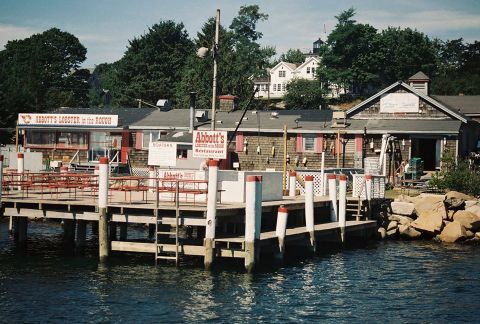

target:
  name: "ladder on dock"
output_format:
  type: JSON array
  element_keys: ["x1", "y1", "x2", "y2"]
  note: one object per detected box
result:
[
  {"x1": 346, "y1": 197, "x2": 366, "y2": 221},
  {"x1": 155, "y1": 183, "x2": 180, "y2": 265}
]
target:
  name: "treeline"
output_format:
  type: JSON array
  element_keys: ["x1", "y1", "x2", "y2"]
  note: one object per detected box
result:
[{"x1": 1, "y1": 5, "x2": 479, "y2": 131}]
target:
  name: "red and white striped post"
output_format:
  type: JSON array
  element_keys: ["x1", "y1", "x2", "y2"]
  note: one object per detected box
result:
[
  {"x1": 328, "y1": 174, "x2": 338, "y2": 222},
  {"x1": 339, "y1": 174, "x2": 347, "y2": 243},
  {"x1": 204, "y1": 159, "x2": 219, "y2": 269},
  {"x1": 320, "y1": 152, "x2": 326, "y2": 195},
  {"x1": 305, "y1": 175, "x2": 316, "y2": 252},
  {"x1": 245, "y1": 175, "x2": 262, "y2": 272},
  {"x1": 275, "y1": 205, "x2": 288, "y2": 261},
  {"x1": 17, "y1": 153, "x2": 24, "y2": 191},
  {"x1": 98, "y1": 157, "x2": 109, "y2": 260},
  {"x1": 365, "y1": 174, "x2": 373, "y2": 219},
  {"x1": 148, "y1": 165, "x2": 155, "y2": 192},
  {"x1": 289, "y1": 171, "x2": 296, "y2": 197}
]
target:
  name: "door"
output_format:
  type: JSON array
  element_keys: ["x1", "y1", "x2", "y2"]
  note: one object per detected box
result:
[{"x1": 411, "y1": 138, "x2": 437, "y2": 171}]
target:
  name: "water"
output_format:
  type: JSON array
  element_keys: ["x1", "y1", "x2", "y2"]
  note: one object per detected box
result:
[{"x1": 1, "y1": 219, "x2": 479, "y2": 323}]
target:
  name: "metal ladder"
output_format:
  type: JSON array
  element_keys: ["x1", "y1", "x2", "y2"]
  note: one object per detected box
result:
[
  {"x1": 346, "y1": 197, "x2": 364, "y2": 221},
  {"x1": 155, "y1": 181, "x2": 180, "y2": 265}
]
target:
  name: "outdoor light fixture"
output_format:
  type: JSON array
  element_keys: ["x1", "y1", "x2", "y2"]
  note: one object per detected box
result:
[
  {"x1": 271, "y1": 146, "x2": 275, "y2": 157},
  {"x1": 257, "y1": 145, "x2": 261, "y2": 154}
]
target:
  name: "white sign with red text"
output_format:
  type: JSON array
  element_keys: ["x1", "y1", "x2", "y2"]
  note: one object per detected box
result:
[
  {"x1": 193, "y1": 130, "x2": 227, "y2": 159},
  {"x1": 148, "y1": 141, "x2": 177, "y2": 167},
  {"x1": 18, "y1": 113, "x2": 119, "y2": 127}
]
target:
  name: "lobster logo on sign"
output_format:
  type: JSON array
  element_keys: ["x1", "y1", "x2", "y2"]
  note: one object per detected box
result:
[{"x1": 20, "y1": 114, "x2": 32, "y2": 124}]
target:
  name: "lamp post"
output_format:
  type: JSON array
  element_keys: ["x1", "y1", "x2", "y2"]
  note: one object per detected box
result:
[{"x1": 197, "y1": 9, "x2": 220, "y2": 131}]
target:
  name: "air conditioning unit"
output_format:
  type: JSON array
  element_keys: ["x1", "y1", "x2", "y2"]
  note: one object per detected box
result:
[{"x1": 195, "y1": 110, "x2": 208, "y2": 122}]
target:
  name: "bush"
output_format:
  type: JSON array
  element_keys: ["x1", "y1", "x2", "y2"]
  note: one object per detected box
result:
[{"x1": 430, "y1": 152, "x2": 480, "y2": 197}]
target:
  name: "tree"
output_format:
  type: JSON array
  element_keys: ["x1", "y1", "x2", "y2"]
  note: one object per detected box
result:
[
  {"x1": 0, "y1": 28, "x2": 87, "y2": 131},
  {"x1": 319, "y1": 8, "x2": 379, "y2": 95},
  {"x1": 284, "y1": 79, "x2": 325, "y2": 109},
  {"x1": 277, "y1": 49, "x2": 305, "y2": 65}
]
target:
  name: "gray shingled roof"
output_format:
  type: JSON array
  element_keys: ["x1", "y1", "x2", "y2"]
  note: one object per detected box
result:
[
  {"x1": 433, "y1": 96, "x2": 480, "y2": 115},
  {"x1": 408, "y1": 71, "x2": 430, "y2": 81}
]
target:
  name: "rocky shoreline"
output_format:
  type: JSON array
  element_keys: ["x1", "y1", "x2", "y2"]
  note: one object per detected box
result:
[{"x1": 377, "y1": 191, "x2": 480, "y2": 243}]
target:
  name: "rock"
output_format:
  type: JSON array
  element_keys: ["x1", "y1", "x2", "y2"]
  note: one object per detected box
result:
[
  {"x1": 444, "y1": 197, "x2": 465, "y2": 210},
  {"x1": 391, "y1": 201, "x2": 416, "y2": 216},
  {"x1": 447, "y1": 210, "x2": 456, "y2": 221},
  {"x1": 413, "y1": 194, "x2": 445, "y2": 216},
  {"x1": 438, "y1": 221, "x2": 467, "y2": 243},
  {"x1": 452, "y1": 210, "x2": 480, "y2": 231},
  {"x1": 394, "y1": 194, "x2": 417, "y2": 203},
  {"x1": 378, "y1": 227, "x2": 387, "y2": 239},
  {"x1": 386, "y1": 227, "x2": 398, "y2": 237},
  {"x1": 389, "y1": 214, "x2": 414, "y2": 226},
  {"x1": 445, "y1": 191, "x2": 474, "y2": 201},
  {"x1": 466, "y1": 230, "x2": 475, "y2": 238},
  {"x1": 465, "y1": 200, "x2": 479, "y2": 209},
  {"x1": 411, "y1": 210, "x2": 444, "y2": 234},
  {"x1": 387, "y1": 221, "x2": 398, "y2": 231},
  {"x1": 466, "y1": 204, "x2": 480, "y2": 218},
  {"x1": 476, "y1": 232, "x2": 480, "y2": 239},
  {"x1": 398, "y1": 224, "x2": 422, "y2": 239}
]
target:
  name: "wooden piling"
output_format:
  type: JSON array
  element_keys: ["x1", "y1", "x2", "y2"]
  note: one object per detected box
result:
[
  {"x1": 339, "y1": 174, "x2": 347, "y2": 243},
  {"x1": 119, "y1": 223, "x2": 128, "y2": 241},
  {"x1": 14, "y1": 217, "x2": 28, "y2": 244},
  {"x1": 204, "y1": 160, "x2": 219, "y2": 270},
  {"x1": 275, "y1": 205, "x2": 288, "y2": 262},
  {"x1": 289, "y1": 171, "x2": 296, "y2": 197},
  {"x1": 245, "y1": 175, "x2": 262, "y2": 272},
  {"x1": 328, "y1": 174, "x2": 338, "y2": 222},
  {"x1": 76, "y1": 220, "x2": 87, "y2": 248},
  {"x1": 304, "y1": 175, "x2": 316, "y2": 252},
  {"x1": 63, "y1": 219, "x2": 76, "y2": 244},
  {"x1": 98, "y1": 157, "x2": 109, "y2": 260}
]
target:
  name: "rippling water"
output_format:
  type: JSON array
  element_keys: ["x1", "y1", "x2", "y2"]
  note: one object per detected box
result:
[{"x1": 1, "y1": 219, "x2": 479, "y2": 323}]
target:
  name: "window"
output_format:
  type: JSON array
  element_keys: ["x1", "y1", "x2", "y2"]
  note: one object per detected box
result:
[
  {"x1": 143, "y1": 130, "x2": 166, "y2": 148},
  {"x1": 278, "y1": 84, "x2": 282, "y2": 91},
  {"x1": 25, "y1": 130, "x2": 56, "y2": 147},
  {"x1": 311, "y1": 67, "x2": 315, "y2": 75},
  {"x1": 262, "y1": 84, "x2": 267, "y2": 91},
  {"x1": 303, "y1": 134, "x2": 315, "y2": 152},
  {"x1": 307, "y1": 67, "x2": 311, "y2": 74},
  {"x1": 282, "y1": 83, "x2": 286, "y2": 91},
  {"x1": 279, "y1": 70, "x2": 286, "y2": 77},
  {"x1": 25, "y1": 130, "x2": 88, "y2": 149}
]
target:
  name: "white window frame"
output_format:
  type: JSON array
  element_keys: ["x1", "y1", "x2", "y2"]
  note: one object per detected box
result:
[
  {"x1": 279, "y1": 70, "x2": 286, "y2": 77},
  {"x1": 306, "y1": 67, "x2": 311, "y2": 74}
]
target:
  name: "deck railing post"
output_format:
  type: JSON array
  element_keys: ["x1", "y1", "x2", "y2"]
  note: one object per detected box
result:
[
  {"x1": 305, "y1": 175, "x2": 316, "y2": 252},
  {"x1": 204, "y1": 159, "x2": 218, "y2": 270},
  {"x1": 288, "y1": 171, "x2": 296, "y2": 197},
  {"x1": 275, "y1": 205, "x2": 288, "y2": 261},
  {"x1": 245, "y1": 175, "x2": 262, "y2": 273},
  {"x1": 328, "y1": 174, "x2": 338, "y2": 222},
  {"x1": 339, "y1": 174, "x2": 347, "y2": 243},
  {"x1": 98, "y1": 156, "x2": 109, "y2": 260}
]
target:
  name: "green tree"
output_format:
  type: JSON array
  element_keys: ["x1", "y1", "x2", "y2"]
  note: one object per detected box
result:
[
  {"x1": 277, "y1": 49, "x2": 305, "y2": 65},
  {"x1": 284, "y1": 79, "x2": 325, "y2": 109},
  {"x1": 0, "y1": 28, "x2": 87, "y2": 130}
]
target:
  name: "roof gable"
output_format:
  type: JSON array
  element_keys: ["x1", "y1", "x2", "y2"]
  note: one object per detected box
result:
[
  {"x1": 270, "y1": 61, "x2": 297, "y2": 73},
  {"x1": 295, "y1": 56, "x2": 321, "y2": 72},
  {"x1": 346, "y1": 82, "x2": 467, "y2": 123}
]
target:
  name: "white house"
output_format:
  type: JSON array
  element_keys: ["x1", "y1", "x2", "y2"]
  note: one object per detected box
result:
[{"x1": 254, "y1": 56, "x2": 321, "y2": 99}]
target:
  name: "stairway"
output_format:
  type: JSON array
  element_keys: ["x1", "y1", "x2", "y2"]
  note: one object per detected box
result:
[{"x1": 346, "y1": 197, "x2": 366, "y2": 221}]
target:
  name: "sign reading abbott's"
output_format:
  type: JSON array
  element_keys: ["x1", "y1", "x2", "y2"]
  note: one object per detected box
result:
[
  {"x1": 18, "y1": 113, "x2": 119, "y2": 127},
  {"x1": 193, "y1": 130, "x2": 227, "y2": 159}
]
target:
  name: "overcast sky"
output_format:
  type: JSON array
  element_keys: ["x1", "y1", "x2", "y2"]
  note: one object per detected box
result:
[{"x1": 1, "y1": 0, "x2": 479, "y2": 67}]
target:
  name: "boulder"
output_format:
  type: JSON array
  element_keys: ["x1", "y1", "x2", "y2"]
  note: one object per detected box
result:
[
  {"x1": 411, "y1": 210, "x2": 444, "y2": 234},
  {"x1": 387, "y1": 221, "x2": 398, "y2": 231},
  {"x1": 466, "y1": 205, "x2": 480, "y2": 218},
  {"x1": 389, "y1": 215, "x2": 414, "y2": 226},
  {"x1": 398, "y1": 224, "x2": 422, "y2": 239},
  {"x1": 466, "y1": 230, "x2": 475, "y2": 239},
  {"x1": 394, "y1": 194, "x2": 417, "y2": 203},
  {"x1": 386, "y1": 227, "x2": 398, "y2": 237},
  {"x1": 445, "y1": 191, "x2": 474, "y2": 201},
  {"x1": 444, "y1": 197, "x2": 465, "y2": 210},
  {"x1": 452, "y1": 210, "x2": 480, "y2": 231},
  {"x1": 446, "y1": 210, "x2": 456, "y2": 221},
  {"x1": 391, "y1": 201, "x2": 416, "y2": 216},
  {"x1": 378, "y1": 227, "x2": 387, "y2": 239},
  {"x1": 476, "y1": 232, "x2": 480, "y2": 239},
  {"x1": 465, "y1": 200, "x2": 479, "y2": 209},
  {"x1": 413, "y1": 194, "x2": 445, "y2": 216},
  {"x1": 438, "y1": 221, "x2": 467, "y2": 243}
]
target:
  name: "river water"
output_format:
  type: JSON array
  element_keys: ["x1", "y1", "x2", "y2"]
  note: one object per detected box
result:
[{"x1": 0, "y1": 219, "x2": 479, "y2": 323}]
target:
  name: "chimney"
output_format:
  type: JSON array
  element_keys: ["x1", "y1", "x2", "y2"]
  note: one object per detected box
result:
[
  {"x1": 218, "y1": 95, "x2": 237, "y2": 112},
  {"x1": 407, "y1": 72, "x2": 430, "y2": 95},
  {"x1": 189, "y1": 92, "x2": 196, "y2": 133}
]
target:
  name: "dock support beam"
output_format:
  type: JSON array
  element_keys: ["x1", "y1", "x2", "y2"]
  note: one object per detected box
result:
[
  {"x1": 275, "y1": 205, "x2": 288, "y2": 262},
  {"x1": 14, "y1": 217, "x2": 28, "y2": 244},
  {"x1": 76, "y1": 220, "x2": 87, "y2": 248},
  {"x1": 119, "y1": 223, "x2": 128, "y2": 241},
  {"x1": 63, "y1": 219, "x2": 76, "y2": 244},
  {"x1": 245, "y1": 175, "x2": 262, "y2": 273},
  {"x1": 328, "y1": 174, "x2": 338, "y2": 222},
  {"x1": 98, "y1": 157, "x2": 109, "y2": 260},
  {"x1": 204, "y1": 160, "x2": 218, "y2": 270},
  {"x1": 339, "y1": 175, "x2": 347, "y2": 243},
  {"x1": 304, "y1": 175, "x2": 316, "y2": 252},
  {"x1": 289, "y1": 171, "x2": 296, "y2": 197}
]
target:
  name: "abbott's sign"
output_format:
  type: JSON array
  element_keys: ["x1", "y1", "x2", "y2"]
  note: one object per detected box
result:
[
  {"x1": 193, "y1": 130, "x2": 227, "y2": 159},
  {"x1": 18, "y1": 113, "x2": 118, "y2": 127}
]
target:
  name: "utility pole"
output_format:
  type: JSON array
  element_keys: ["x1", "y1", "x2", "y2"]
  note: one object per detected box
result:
[{"x1": 211, "y1": 9, "x2": 220, "y2": 130}]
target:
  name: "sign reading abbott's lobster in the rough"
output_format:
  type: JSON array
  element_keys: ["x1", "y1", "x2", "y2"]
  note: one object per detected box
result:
[
  {"x1": 18, "y1": 113, "x2": 118, "y2": 127},
  {"x1": 193, "y1": 130, "x2": 227, "y2": 159}
]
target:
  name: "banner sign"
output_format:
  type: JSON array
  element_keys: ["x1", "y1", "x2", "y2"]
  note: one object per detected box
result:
[
  {"x1": 18, "y1": 113, "x2": 119, "y2": 127},
  {"x1": 148, "y1": 141, "x2": 177, "y2": 167},
  {"x1": 193, "y1": 130, "x2": 227, "y2": 159},
  {"x1": 380, "y1": 93, "x2": 419, "y2": 113}
]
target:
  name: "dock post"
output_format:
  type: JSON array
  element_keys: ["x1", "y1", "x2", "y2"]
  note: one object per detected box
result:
[
  {"x1": 305, "y1": 175, "x2": 316, "y2": 252},
  {"x1": 245, "y1": 175, "x2": 262, "y2": 273},
  {"x1": 204, "y1": 160, "x2": 218, "y2": 270},
  {"x1": 275, "y1": 205, "x2": 288, "y2": 261},
  {"x1": 288, "y1": 171, "x2": 296, "y2": 197},
  {"x1": 63, "y1": 219, "x2": 76, "y2": 245},
  {"x1": 119, "y1": 223, "x2": 128, "y2": 240},
  {"x1": 14, "y1": 217, "x2": 28, "y2": 244},
  {"x1": 76, "y1": 220, "x2": 87, "y2": 248},
  {"x1": 109, "y1": 222, "x2": 117, "y2": 240},
  {"x1": 320, "y1": 152, "x2": 326, "y2": 195},
  {"x1": 365, "y1": 175, "x2": 372, "y2": 220},
  {"x1": 339, "y1": 174, "x2": 347, "y2": 243},
  {"x1": 0, "y1": 155, "x2": 9, "y2": 233},
  {"x1": 17, "y1": 153, "x2": 24, "y2": 191},
  {"x1": 98, "y1": 157, "x2": 109, "y2": 260},
  {"x1": 328, "y1": 174, "x2": 338, "y2": 222}
]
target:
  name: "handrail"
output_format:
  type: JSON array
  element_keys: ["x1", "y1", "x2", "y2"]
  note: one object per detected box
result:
[{"x1": 69, "y1": 150, "x2": 80, "y2": 166}]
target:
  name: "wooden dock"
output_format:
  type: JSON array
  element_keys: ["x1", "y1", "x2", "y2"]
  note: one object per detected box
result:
[{"x1": 1, "y1": 172, "x2": 378, "y2": 271}]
